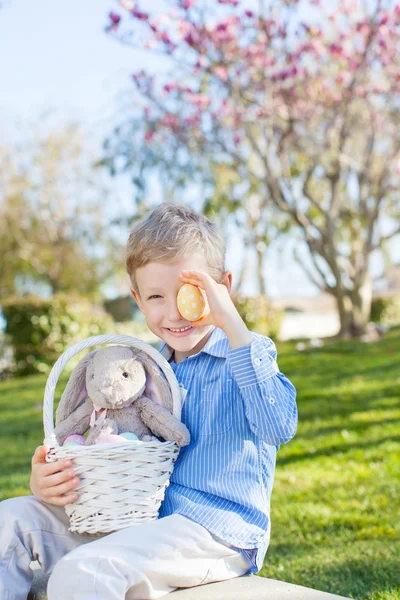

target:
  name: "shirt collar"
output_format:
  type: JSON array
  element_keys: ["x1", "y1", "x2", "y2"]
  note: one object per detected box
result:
[{"x1": 159, "y1": 327, "x2": 230, "y2": 361}]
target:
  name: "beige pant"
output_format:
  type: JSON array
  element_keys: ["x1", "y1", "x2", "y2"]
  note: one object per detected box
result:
[{"x1": 0, "y1": 496, "x2": 250, "y2": 600}]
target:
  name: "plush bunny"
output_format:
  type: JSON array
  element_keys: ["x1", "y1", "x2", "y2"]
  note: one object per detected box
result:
[{"x1": 54, "y1": 345, "x2": 190, "y2": 447}]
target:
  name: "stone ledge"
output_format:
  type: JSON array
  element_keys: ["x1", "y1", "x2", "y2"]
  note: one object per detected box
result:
[{"x1": 29, "y1": 570, "x2": 350, "y2": 600}]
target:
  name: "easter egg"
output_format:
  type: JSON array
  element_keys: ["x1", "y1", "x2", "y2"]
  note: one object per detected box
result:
[
  {"x1": 95, "y1": 434, "x2": 125, "y2": 445},
  {"x1": 120, "y1": 432, "x2": 139, "y2": 441},
  {"x1": 177, "y1": 284, "x2": 206, "y2": 321},
  {"x1": 64, "y1": 434, "x2": 86, "y2": 446},
  {"x1": 63, "y1": 441, "x2": 81, "y2": 448}
]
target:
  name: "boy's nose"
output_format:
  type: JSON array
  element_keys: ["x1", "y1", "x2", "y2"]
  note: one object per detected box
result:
[{"x1": 167, "y1": 298, "x2": 183, "y2": 321}]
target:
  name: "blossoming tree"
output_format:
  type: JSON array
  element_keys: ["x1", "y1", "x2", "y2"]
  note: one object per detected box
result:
[{"x1": 105, "y1": 0, "x2": 400, "y2": 337}]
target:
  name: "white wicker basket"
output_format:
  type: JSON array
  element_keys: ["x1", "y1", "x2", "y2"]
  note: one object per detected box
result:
[{"x1": 43, "y1": 334, "x2": 182, "y2": 535}]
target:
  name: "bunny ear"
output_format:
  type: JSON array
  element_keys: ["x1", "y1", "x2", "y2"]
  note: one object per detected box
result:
[
  {"x1": 132, "y1": 349, "x2": 173, "y2": 412},
  {"x1": 55, "y1": 350, "x2": 97, "y2": 426}
]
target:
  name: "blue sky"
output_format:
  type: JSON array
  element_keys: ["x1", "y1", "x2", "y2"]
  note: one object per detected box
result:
[
  {"x1": 0, "y1": 0, "x2": 135, "y2": 124},
  {"x1": 0, "y1": 0, "x2": 394, "y2": 299}
]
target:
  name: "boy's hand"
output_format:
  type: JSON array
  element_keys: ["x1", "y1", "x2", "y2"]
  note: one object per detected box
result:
[
  {"x1": 30, "y1": 445, "x2": 79, "y2": 506},
  {"x1": 180, "y1": 270, "x2": 253, "y2": 349}
]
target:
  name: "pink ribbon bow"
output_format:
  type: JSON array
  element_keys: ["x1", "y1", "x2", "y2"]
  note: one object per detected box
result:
[{"x1": 90, "y1": 405, "x2": 108, "y2": 428}]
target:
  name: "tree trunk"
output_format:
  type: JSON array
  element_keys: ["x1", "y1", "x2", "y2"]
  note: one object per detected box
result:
[
  {"x1": 233, "y1": 245, "x2": 250, "y2": 295},
  {"x1": 256, "y1": 245, "x2": 266, "y2": 296},
  {"x1": 334, "y1": 275, "x2": 372, "y2": 338}
]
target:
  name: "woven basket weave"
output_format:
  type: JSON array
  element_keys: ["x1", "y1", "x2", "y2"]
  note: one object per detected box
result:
[{"x1": 43, "y1": 334, "x2": 182, "y2": 535}]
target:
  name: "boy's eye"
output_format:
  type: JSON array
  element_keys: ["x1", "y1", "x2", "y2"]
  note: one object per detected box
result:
[{"x1": 148, "y1": 295, "x2": 162, "y2": 300}]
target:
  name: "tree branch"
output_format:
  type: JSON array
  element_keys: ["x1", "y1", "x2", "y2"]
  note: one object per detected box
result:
[{"x1": 293, "y1": 246, "x2": 333, "y2": 293}]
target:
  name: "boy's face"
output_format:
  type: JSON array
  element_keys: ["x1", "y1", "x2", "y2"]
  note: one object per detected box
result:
[{"x1": 131, "y1": 254, "x2": 217, "y2": 363}]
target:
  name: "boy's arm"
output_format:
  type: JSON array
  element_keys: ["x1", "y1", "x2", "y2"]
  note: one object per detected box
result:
[
  {"x1": 180, "y1": 268, "x2": 297, "y2": 445},
  {"x1": 226, "y1": 334, "x2": 297, "y2": 445}
]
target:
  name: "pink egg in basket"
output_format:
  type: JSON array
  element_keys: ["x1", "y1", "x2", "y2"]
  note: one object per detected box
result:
[{"x1": 95, "y1": 434, "x2": 126, "y2": 445}]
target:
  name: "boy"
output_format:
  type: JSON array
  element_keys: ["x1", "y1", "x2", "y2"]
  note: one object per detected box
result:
[{"x1": 0, "y1": 203, "x2": 297, "y2": 600}]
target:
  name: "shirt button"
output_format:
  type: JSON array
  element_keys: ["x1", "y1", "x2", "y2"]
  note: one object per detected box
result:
[
  {"x1": 269, "y1": 397, "x2": 276, "y2": 405},
  {"x1": 254, "y1": 358, "x2": 261, "y2": 366}
]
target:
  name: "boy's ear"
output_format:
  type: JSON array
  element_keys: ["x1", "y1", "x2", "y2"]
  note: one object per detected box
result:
[
  {"x1": 130, "y1": 288, "x2": 145, "y2": 314},
  {"x1": 221, "y1": 270, "x2": 233, "y2": 294}
]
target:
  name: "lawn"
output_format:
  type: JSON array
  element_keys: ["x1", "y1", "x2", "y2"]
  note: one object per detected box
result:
[{"x1": 0, "y1": 330, "x2": 399, "y2": 599}]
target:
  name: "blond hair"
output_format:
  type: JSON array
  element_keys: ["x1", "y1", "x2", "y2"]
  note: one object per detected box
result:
[{"x1": 126, "y1": 203, "x2": 226, "y2": 293}]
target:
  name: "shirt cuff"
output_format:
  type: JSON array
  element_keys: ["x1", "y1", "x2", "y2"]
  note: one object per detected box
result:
[{"x1": 227, "y1": 338, "x2": 279, "y2": 388}]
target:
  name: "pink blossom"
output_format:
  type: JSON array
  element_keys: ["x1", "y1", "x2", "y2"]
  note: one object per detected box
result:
[
  {"x1": 211, "y1": 30, "x2": 235, "y2": 46},
  {"x1": 183, "y1": 32, "x2": 199, "y2": 47},
  {"x1": 131, "y1": 6, "x2": 149, "y2": 20},
  {"x1": 263, "y1": 56, "x2": 276, "y2": 68},
  {"x1": 256, "y1": 108, "x2": 268, "y2": 119},
  {"x1": 184, "y1": 29, "x2": 201, "y2": 47},
  {"x1": 218, "y1": 0, "x2": 239, "y2": 5},
  {"x1": 220, "y1": 98, "x2": 231, "y2": 118},
  {"x1": 144, "y1": 130, "x2": 155, "y2": 142},
  {"x1": 177, "y1": 19, "x2": 192, "y2": 36},
  {"x1": 336, "y1": 73, "x2": 346, "y2": 85},
  {"x1": 213, "y1": 65, "x2": 229, "y2": 81},
  {"x1": 132, "y1": 72, "x2": 143, "y2": 86},
  {"x1": 182, "y1": 0, "x2": 195, "y2": 8},
  {"x1": 233, "y1": 134, "x2": 241, "y2": 145},
  {"x1": 184, "y1": 115, "x2": 201, "y2": 127},
  {"x1": 160, "y1": 114, "x2": 179, "y2": 129},
  {"x1": 109, "y1": 12, "x2": 121, "y2": 26},
  {"x1": 163, "y1": 82, "x2": 177, "y2": 93},
  {"x1": 143, "y1": 39, "x2": 157, "y2": 49},
  {"x1": 156, "y1": 31, "x2": 172, "y2": 44},
  {"x1": 356, "y1": 21, "x2": 370, "y2": 35},
  {"x1": 331, "y1": 91, "x2": 342, "y2": 102},
  {"x1": 329, "y1": 43, "x2": 343, "y2": 54},
  {"x1": 355, "y1": 86, "x2": 365, "y2": 97},
  {"x1": 244, "y1": 44, "x2": 265, "y2": 62},
  {"x1": 347, "y1": 57, "x2": 359, "y2": 71},
  {"x1": 271, "y1": 65, "x2": 298, "y2": 82},
  {"x1": 188, "y1": 93, "x2": 211, "y2": 109},
  {"x1": 245, "y1": 10, "x2": 253, "y2": 18},
  {"x1": 379, "y1": 25, "x2": 389, "y2": 37}
]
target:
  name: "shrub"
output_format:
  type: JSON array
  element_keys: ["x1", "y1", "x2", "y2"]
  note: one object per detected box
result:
[
  {"x1": 2, "y1": 295, "x2": 114, "y2": 377},
  {"x1": 370, "y1": 295, "x2": 400, "y2": 326},
  {"x1": 0, "y1": 332, "x2": 13, "y2": 381},
  {"x1": 233, "y1": 294, "x2": 283, "y2": 340}
]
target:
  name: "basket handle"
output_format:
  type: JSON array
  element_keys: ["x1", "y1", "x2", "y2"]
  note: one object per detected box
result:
[{"x1": 43, "y1": 334, "x2": 182, "y2": 448}]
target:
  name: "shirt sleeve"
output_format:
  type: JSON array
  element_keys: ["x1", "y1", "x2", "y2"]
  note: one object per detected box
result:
[{"x1": 226, "y1": 334, "x2": 297, "y2": 445}]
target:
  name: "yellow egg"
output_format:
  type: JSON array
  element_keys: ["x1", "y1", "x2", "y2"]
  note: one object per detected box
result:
[{"x1": 177, "y1": 284, "x2": 206, "y2": 321}]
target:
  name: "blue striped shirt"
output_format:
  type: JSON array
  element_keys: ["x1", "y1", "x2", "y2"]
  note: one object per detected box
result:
[{"x1": 158, "y1": 327, "x2": 297, "y2": 571}]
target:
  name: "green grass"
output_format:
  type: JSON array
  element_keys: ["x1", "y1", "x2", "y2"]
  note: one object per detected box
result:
[
  {"x1": 0, "y1": 331, "x2": 399, "y2": 599},
  {"x1": 260, "y1": 328, "x2": 400, "y2": 599}
]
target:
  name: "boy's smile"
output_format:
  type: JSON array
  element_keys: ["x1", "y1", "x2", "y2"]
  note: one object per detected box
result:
[{"x1": 131, "y1": 254, "x2": 215, "y2": 363}]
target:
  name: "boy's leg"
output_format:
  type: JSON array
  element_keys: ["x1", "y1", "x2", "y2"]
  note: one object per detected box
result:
[
  {"x1": 48, "y1": 513, "x2": 251, "y2": 600},
  {"x1": 0, "y1": 496, "x2": 95, "y2": 600}
]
